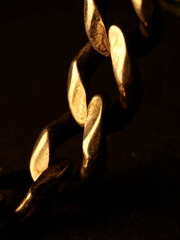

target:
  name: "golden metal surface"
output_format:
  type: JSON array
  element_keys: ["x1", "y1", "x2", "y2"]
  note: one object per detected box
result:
[
  {"x1": 5, "y1": 0, "x2": 164, "y2": 225},
  {"x1": 15, "y1": 192, "x2": 32, "y2": 213},
  {"x1": 15, "y1": 159, "x2": 73, "y2": 218},
  {"x1": 108, "y1": 25, "x2": 132, "y2": 109},
  {"x1": 29, "y1": 113, "x2": 82, "y2": 182},
  {"x1": 83, "y1": 95, "x2": 103, "y2": 160},
  {"x1": 30, "y1": 128, "x2": 50, "y2": 181},
  {"x1": 67, "y1": 43, "x2": 97, "y2": 127},
  {"x1": 81, "y1": 95, "x2": 104, "y2": 179},
  {"x1": 84, "y1": 0, "x2": 109, "y2": 56},
  {"x1": 67, "y1": 59, "x2": 87, "y2": 127},
  {"x1": 131, "y1": 0, "x2": 153, "y2": 22},
  {"x1": 131, "y1": 0, "x2": 154, "y2": 37}
]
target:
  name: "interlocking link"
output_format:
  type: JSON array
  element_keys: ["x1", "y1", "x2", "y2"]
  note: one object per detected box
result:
[
  {"x1": 108, "y1": 25, "x2": 133, "y2": 110},
  {"x1": 30, "y1": 112, "x2": 82, "y2": 181},
  {"x1": 15, "y1": 159, "x2": 73, "y2": 222},
  {"x1": 9, "y1": 0, "x2": 163, "y2": 224},
  {"x1": 67, "y1": 42, "x2": 104, "y2": 127},
  {"x1": 81, "y1": 94, "x2": 107, "y2": 180},
  {"x1": 84, "y1": 0, "x2": 110, "y2": 56}
]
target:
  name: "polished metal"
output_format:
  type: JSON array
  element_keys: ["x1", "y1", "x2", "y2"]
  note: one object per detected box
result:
[
  {"x1": 30, "y1": 112, "x2": 81, "y2": 181},
  {"x1": 131, "y1": 0, "x2": 154, "y2": 38},
  {"x1": 0, "y1": 0, "x2": 164, "y2": 226},
  {"x1": 84, "y1": 0, "x2": 109, "y2": 56},
  {"x1": 30, "y1": 128, "x2": 50, "y2": 181},
  {"x1": 108, "y1": 25, "x2": 132, "y2": 110},
  {"x1": 67, "y1": 58, "x2": 87, "y2": 127},
  {"x1": 81, "y1": 95, "x2": 106, "y2": 180},
  {"x1": 15, "y1": 159, "x2": 73, "y2": 221},
  {"x1": 67, "y1": 42, "x2": 105, "y2": 127},
  {"x1": 67, "y1": 43, "x2": 92, "y2": 127},
  {"x1": 130, "y1": 0, "x2": 164, "y2": 56}
]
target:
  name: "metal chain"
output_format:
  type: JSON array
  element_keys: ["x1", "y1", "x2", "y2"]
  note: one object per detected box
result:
[
  {"x1": 1, "y1": 0, "x2": 163, "y2": 225},
  {"x1": 67, "y1": 0, "x2": 163, "y2": 180}
]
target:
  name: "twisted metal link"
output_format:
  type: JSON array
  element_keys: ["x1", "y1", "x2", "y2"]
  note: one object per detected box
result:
[
  {"x1": 67, "y1": 0, "x2": 163, "y2": 180},
  {"x1": 13, "y1": 0, "x2": 163, "y2": 223}
]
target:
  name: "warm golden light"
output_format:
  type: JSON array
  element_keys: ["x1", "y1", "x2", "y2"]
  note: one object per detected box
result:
[
  {"x1": 29, "y1": 128, "x2": 50, "y2": 181},
  {"x1": 15, "y1": 191, "x2": 32, "y2": 213},
  {"x1": 132, "y1": 0, "x2": 143, "y2": 15},
  {"x1": 131, "y1": 0, "x2": 153, "y2": 24},
  {"x1": 84, "y1": 0, "x2": 109, "y2": 56},
  {"x1": 108, "y1": 25, "x2": 131, "y2": 109},
  {"x1": 109, "y1": 25, "x2": 127, "y2": 86},
  {"x1": 86, "y1": 0, "x2": 95, "y2": 33},
  {"x1": 83, "y1": 95, "x2": 102, "y2": 161},
  {"x1": 67, "y1": 60, "x2": 87, "y2": 127}
]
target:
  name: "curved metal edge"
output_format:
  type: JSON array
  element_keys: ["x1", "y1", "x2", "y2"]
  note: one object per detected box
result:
[
  {"x1": 67, "y1": 42, "x2": 105, "y2": 127},
  {"x1": 84, "y1": 0, "x2": 110, "y2": 56},
  {"x1": 30, "y1": 112, "x2": 82, "y2": 181},
  {"x1": 81, "y1": 94, "x2": 107, "y2": 181}
]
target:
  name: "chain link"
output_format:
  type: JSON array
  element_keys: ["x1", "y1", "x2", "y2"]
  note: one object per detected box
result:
[{"x1": 2, "y1": 0, "x2": 163, "y2": 224}]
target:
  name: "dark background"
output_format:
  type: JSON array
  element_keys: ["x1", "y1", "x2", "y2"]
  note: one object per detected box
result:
[{"x1": 0, "y1": 0, "x2": 180, "y2": 239}]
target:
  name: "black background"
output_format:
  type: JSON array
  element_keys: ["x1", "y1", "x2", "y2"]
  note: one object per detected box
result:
[{"x1": 0, "y1": 0, "x2": 180, "y2": 239}]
